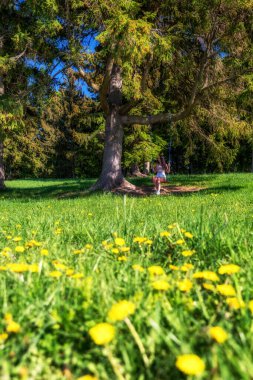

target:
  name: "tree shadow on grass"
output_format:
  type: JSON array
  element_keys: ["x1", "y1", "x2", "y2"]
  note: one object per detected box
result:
[
  {"x1": 0, "y1": 176, "x2": 245, "y2": 200},
  {"x1": 1, "y1": 179, "x2": 96, "y2": 200}
]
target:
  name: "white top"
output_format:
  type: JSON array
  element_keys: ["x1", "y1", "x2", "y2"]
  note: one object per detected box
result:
[
  {"x1": 157, "y1": 165, "x2": 165, "y2": 175},
  {"x1": 156, "y1": 165, "x2": 166, "y2": 178}
]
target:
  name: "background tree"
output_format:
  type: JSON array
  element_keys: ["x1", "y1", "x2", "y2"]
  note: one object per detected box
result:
[{"x1": 0, "y1": 0, "x2": 64, "y2": 188}]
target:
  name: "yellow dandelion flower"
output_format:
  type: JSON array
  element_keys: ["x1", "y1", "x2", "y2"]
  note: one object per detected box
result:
[
  {"x1": 209, "y1": 326, "x2": 228, "y2": 344},
  {"x1": 118, "y1": 256, "x2": 128, "y2": 261},
  {"x1": 25, "y1": 240, "x2": 36, "y2": 248},
  {"x1": 15, "y1": 246, "x2": 25, "y2": 253},
  {"x1": 85, "y1": 244, "x2": 93, "y2": 250},
  {"x1": 181, "y1": 250, "x2": 195, "y2": 257},
  {"x1": 104, "y1": 243, "x2": 113, "y2": 250},
  {"x1": 248, "y1": 300, "x2": 253, "y2": 314},
  {"x1": 28, "y1": 264, "x2": 39, "y2": 273},
  {"x1": 52, "y1": 261, "x2": 68, "y2": 271},
  {"x1": 176, "y1": 354, "x2": 205, "y2": 375},
  {"x1": 148, "y1": 266, "x2": 165, "y2": 276},
  {"x1": 178, "y1": 279, "x2": 193, "y2": 292},
  {"x1": 7, "y1": 263, "x2": 29, "y2": 273},
  {"x1": 132, "y1": 264, "x2": 145, "y2": 272},
  {"x1": 217, "y1": 284, "x2": 236, "y2": 297},
  {"x1": 40, "y1": 249, "x2": 49, "y2": 256},
  {"x1": 0, "y1": 333, "x2": 8, "y2": 342},
  {"x1": 54, "y1": 228, "x2": 62, "y2": 235},
  {"x1": 226, "y1": 297, "x2": 245, "y2": 310},
  {"x1": 144, "y1": 239, "x2": 153, "y2": 245},
  {"x1": 193, "y1": 271, "x2": 219, "y2": 282},
  {"x1": 3, "y1": 247, "x2": 11, "y2": 251},
  {"x1": 218, "y1": 264, "x2": 240, "y2": 275},
  {"x1": 160, "y1": 231, "x2": 171, "y2": 238},
  {"x1": 6, "y1": 321, "x2": 21, "y2": 333},
  {"x1": 89, "y1": 323, "x2": 115, "y2": 345},
  {"x1": 77, "y1": 375, "x2": 98, "y2": 380},
  {"x1": 175, "y1": 239, "x2": 185, "y2": 245},
  {"x1": 202, "y1": 283, "x2": 215, "y2": 291},
  {"x1": 111, "y1": 248, "x2": 120, "y2": 254},
  {"x1": 18, "y1": 368, "x2": 28, "y2": 378},
  {"x1": 1, "y1": 247, "x2": 11, "y2": 256},
  {"x1": 169, "y1": 264, "x2": 180, "y2": 271},
  {"x1": 73, "y1": 249, "x2": 85, "y2": 255},
  {"x1": 184, "y1": 232, "x2": 193, "y2": 239},
  {"x1": 71, "y1": 273, "x2": 84, "y2": 279},
  {"x1": 48, "y1": 271, "x2": 62, "y2": 278},
  {"x1": 5, "y1": 235, "x2": 12, "y2": 240},
  {"x1": 108, "y1": 300, "x2": 136, "y2": 321},
  {"x1": 13, "y1": 237, "x2": 22, "y2": 242},
  {"x1": 180, "y1": 263, "x2": 194, "y2": 272},
  {"x1": 120, "y1": 246, "x2": 130, "y2": 253},
  {"x1": 151, "y1": 280, "x2": 170, "y2": 291},
  {"x1": 114, "y1": 238, "x2": 125, "y2": 246},
  {"x1": 4, "y1": 313, "x2": 12, "y2": 322},
  {"x1": 133, "y1": 237, "x2": 147, "y2": 244},
  {"x1": 66, "y1": 269, "x2": 75, "y2": 276}
]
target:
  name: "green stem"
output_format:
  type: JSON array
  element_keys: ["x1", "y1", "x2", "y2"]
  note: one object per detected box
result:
[
  {"x1": 103, "y1": 346, "x2": 126, "y2": 380},
  {"x1": 125, "y1": 317, "x2": 150, "y2": 367},
  {"x1": 196, "y1": 285, "x2": 209, "y2": 320}
]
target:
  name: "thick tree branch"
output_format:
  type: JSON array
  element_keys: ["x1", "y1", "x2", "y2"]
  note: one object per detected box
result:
[
  {"x1": 9, "y1": 45, "x2": 29, "y2": 62},
  {"x1": 201, "y1": 68, "x2": 253, "y2": 92},
  {"x1": 121, "y1": 113, "x2": 172, "y2": 125},
  {"x1": 122, "y1": 66, "x2": 253, "y2": 126},
  {"x1": 76, "y1": 66, "x2": 100, "y2": 92},
  {"x1": 119, "y1": 99, "x2": 143, "y2": 115},
  {"x1": 122, "y1": 50, "x2": 208, "y2": 125}
]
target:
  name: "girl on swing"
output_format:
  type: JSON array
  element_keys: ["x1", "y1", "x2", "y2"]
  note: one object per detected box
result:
[{"x1": 152, "y1": 156, "x2": 170, "y2": 195}]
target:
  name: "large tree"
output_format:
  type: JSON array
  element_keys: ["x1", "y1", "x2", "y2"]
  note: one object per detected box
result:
[
  {"x1": 1, "y1": 1, "x2": 252, "y2": 189},
  {"x1": 68, "y1": 0, "x2": 252, "y2": 190},
  {"x1": 0, "y1": 0, "x2": 63, "y2": 189}
]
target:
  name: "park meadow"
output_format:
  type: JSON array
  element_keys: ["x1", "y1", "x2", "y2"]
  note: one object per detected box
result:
[
  {"x1": 0, "y1": 173, "x2": 252, "y2": 379},
  {"x1": 1, "y1": 0, "x2": 253, "y2": 379}
]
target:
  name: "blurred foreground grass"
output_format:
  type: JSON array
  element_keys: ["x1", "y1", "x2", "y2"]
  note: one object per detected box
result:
[{"x1": 0, "y1": 173, "x2": 252, "y2": 379}]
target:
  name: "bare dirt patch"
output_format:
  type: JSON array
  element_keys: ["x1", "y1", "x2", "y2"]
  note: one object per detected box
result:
[{"x1": 111, "y1": 184, "x2": 205, "y2": 196}]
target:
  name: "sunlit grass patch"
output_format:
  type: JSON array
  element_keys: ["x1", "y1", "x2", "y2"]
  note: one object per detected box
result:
[{"x1": 0, "y1": 174, "x2": 252, "y2": 379}]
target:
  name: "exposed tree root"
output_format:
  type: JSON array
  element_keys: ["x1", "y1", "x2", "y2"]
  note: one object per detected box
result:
[{"x1": 90, "y1": 177, "x2": 137, "y2": 192}]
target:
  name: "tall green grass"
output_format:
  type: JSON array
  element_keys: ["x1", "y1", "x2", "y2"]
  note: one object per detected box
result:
[{"x1": 0, "y1": 174, "x2": 252, "y2": 379}]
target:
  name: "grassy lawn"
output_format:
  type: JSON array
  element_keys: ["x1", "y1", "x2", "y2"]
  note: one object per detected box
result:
[{"x1": 0, "y1": 173, "x2": 252, "y2": 379}]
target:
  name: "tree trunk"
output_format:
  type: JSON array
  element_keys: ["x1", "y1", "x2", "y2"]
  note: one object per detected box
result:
[
  {"x1": 91, "y1": 107, "x2": 125, "y2": 190},
  {"x1": 0, "y1": 141, "x2": 5, "y2": 190},
  {"x1": 143, "y1": 161, "x2": 150, "y2": 175},
  {"x1": 131, "y1": 163, "x2": 147, "y2": 177},
  {"x1": 91, "y1": 64, "x2": 135, "y2": 191},
  {"x1": 0, "y1": 72, "x2": 5, "y2": 190}
]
